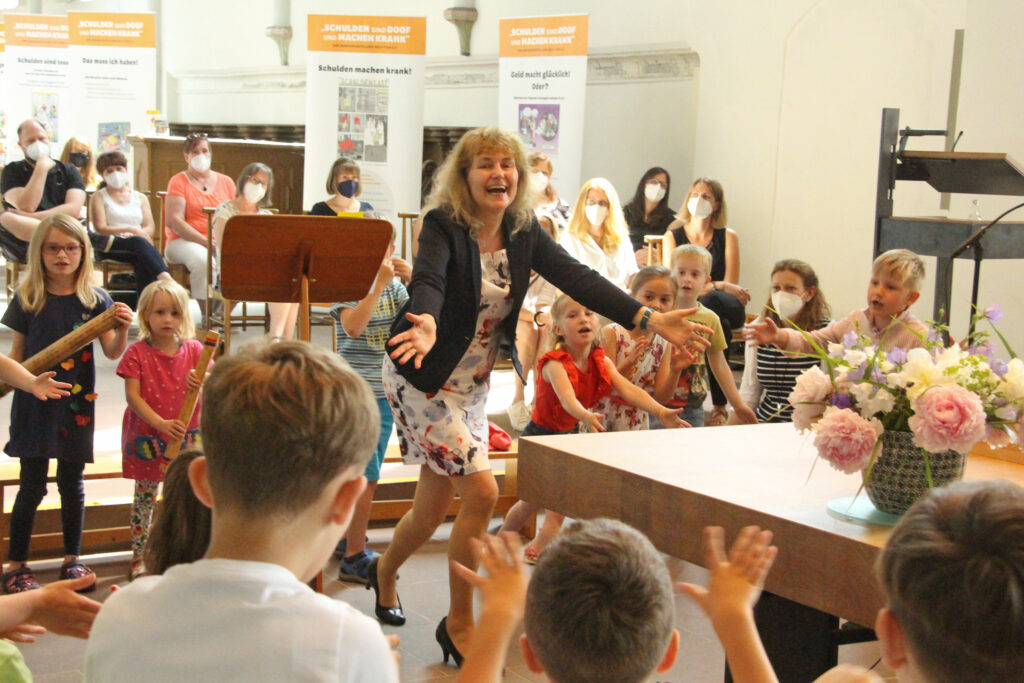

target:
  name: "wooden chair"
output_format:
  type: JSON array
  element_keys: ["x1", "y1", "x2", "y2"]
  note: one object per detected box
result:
[
  {"x1": 155, "y1": 191, "x2": 191, "y2": 289},
  {"x1": 204, "y1": 207, "x2": 269, "y2": 353},
  {"x1": 644, "y1": 234, "x2": 666, "y2": 266},
  {"x1": 398, "y1": 211, "x2": 419, "y2": 261}
]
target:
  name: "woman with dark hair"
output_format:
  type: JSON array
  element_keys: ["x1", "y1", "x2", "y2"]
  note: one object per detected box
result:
[
  {"x1": 91, "y1": 150, "x2": 157, "y2": 243},
  {"x1": 310, "y1": 157, "x2": 373, "y2": 216},
  {"x1": 623, "y1": 166, "x2": 673, "y2": 265},
  {"x1": 370, "y1": 126, "x2": 713, "y2": 666},
  {"x1": 164, "y1": 133, "x2": 236, "y2": 314},
  {"x1": 662, "y1": 177, "x2": 750, "y2": 426},
  {"x1": 736, "y1": 259, "x2": 831, "y2": 423}
]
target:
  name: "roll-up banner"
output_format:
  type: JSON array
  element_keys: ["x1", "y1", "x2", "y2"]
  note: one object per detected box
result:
[
  {"x1": 0, "y1": 21, "x2": 7, "y2": 165},
  {"x1": 498, "y1": 14, "x2": 588, "y2": 201},
  {"x1": 304, "y1": 14, "x2": 426, "y2": 251},
  {"x1": 2, "y1": 14, "x2": 70, "y2": 161},
  {"x1": 68, "y1": 11, "x2": 156, "y2": 160}
]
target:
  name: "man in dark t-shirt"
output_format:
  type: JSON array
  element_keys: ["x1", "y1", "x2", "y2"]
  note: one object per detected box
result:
[{"x1": 0, "y1": 119, "x2": 87, "y2": 252}]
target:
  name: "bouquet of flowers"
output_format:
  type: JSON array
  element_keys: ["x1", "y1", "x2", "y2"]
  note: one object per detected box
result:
[{"x1": 788, "y1": 305, "x2": 1024, "y2": 478}]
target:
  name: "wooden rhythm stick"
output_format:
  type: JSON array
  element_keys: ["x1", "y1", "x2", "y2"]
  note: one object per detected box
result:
[
  {"x1": 163, "y1": 330, "x2": 220, "y2": 463},
  {"x1": 0, "y1": 306, "x2": 119, "y2": 397}
]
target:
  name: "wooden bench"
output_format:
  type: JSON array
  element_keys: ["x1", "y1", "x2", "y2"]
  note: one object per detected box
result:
[{"x1": 0, "y1": 459, "x2": 128, "y2": 561}]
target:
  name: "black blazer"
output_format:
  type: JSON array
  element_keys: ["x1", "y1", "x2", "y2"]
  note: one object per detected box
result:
[{"x1": 390, "y1": 208, "x2": 642, "y2": 394}]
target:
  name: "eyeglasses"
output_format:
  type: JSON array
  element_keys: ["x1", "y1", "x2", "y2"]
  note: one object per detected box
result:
[{"x1": 43, "y1": 244, "x2": 83, "y2": 256}]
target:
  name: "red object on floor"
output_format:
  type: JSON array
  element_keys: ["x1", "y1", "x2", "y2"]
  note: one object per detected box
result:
[{"x1": 489, "y1": 422, "x2": 512, "y2": 451}]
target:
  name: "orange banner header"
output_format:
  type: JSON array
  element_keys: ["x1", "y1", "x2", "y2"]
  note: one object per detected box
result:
[
  {"x1": 499, "y1": 15, "x2": 588, "y2": 58},
  {"x1": 69, "y1": 12, "x2": 156, "y2": 48},
  {"x1": 0, "y1": 22, "x2": 6, "y2": 53},
  {"x1": 3, "y1": 14, "x2": 69, "y2": 49},
  {"x1": 308, "y1": 15, "x2": 426, "y2": 55}
]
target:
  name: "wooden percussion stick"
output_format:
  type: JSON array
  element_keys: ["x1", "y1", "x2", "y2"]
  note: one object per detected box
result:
[
  {"x1": 163, "y1": 330, "x2": 220, "y2": 463},
  {"x1": 0, "y1": 306, "x2": 119, "y2": 397}
]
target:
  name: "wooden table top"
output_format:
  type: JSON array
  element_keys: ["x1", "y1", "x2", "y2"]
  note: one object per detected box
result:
[{"x1": 517, "y1": 423, "x2": 1024, "y2": 626}]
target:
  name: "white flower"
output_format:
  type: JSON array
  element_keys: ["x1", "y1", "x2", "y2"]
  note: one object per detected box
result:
[
  {"x1": 895, "y1": 347, "x2": 953, "y2": 400},
  {"x1": 827, "y1": 343, "x2": 844, "y2": 359},
  {"x1": 849, "y1": 382, "x2": 896, "y2": 417},
  {"x1": 843, "y1": 349, "x2": 868, "y2": 367},
  {"x1": 999, "y1": 358, "x2": 1024, "y2": 402}
]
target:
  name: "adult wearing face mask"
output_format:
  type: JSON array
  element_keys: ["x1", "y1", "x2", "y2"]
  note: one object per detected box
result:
[
  {"x1": 623, "y1": 166, "x2": 673, "y2": 267},
  {"x1": 91, "y1": 150, "x2": 157, "y2": 242},
  {"x1": 736, "y1": 259, "x2": 831, "y2": 423},
  {"x1": 561, "y1": 177, "x2": 637, "y2": 290},
  {"x1": 59, "y1": 137, "x2": 100, "y2": 192},
  {"x1": 210, "y1": 163, "x2": 297, "y2": 339},
  {"x1": 662, "y1": 177, "x2": 749, "y2": 426},
  {"x1": 310, "y1": 157, "x2": 373, "y2": 216},
  {"x1": 1, "y1": 119, "x2": 169, "y2": 299},
  {"x1": 164, "y1": 133, "x2": 236, "y2": 317}
]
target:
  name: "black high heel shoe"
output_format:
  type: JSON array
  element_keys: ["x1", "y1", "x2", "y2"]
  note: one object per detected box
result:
[
  {"x1": 366, "y1": 557, "x2": 405, "y2": 626},
  {"x1": 436, "y1": 617, "x2": 464, "y2": 667}
]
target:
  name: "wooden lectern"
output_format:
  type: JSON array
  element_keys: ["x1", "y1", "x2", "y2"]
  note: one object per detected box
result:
[{"x1": 218, "y1": 214, "x2": 393, "y2": 343}]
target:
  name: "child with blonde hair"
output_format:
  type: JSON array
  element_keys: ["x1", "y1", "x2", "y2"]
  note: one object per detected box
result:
[
  {"x1": 1, "y1": 214, "x2": 133, "y2": 594},
  {"x1": 500, "y1": 294, "x2": 687, "y2": 564},
  {"x1": 117, "y1": 279, "x2": 205, "y2": 581},
  {"x1": 745, "y1": 248, "x2": 928, "y2": 352},
  {"x1": 659, "y1": 244, "x2": 756, "y2": 426}
]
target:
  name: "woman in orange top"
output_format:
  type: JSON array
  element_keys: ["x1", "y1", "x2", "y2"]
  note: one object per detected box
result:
[{"x1": 163, "y1": 133, "x2": 235, "y2": 316}]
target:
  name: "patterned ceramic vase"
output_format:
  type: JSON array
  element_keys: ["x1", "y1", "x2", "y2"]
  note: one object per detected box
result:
[{"x1": 864, "y1": 430, "x2": 967, "y2": 514}]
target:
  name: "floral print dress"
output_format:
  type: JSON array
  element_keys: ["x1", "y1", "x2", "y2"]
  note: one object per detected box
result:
[
  {"x1": 596, "y1": 324, "x2": 668, "y2": 431},
  {"x1": 383, "y1": 250, "x2": 513, "y2": 477}
]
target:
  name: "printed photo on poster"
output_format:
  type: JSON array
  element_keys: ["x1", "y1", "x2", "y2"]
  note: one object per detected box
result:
[
  {"x1": 336, "y1": 80, "x2": 389, "y2": 162},
  {"x1": 32, "y1": 92, "x2": 60, "y2": 141},
  {"x1": 518, "y1": 103, "x2": 559, "y2": 154},
  {"x1": 98, "y1": 121, "x2": 130, "y2": 152}
]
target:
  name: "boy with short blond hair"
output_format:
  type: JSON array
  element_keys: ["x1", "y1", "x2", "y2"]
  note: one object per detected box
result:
[
  {"x1": 84, "y1": 341, "x2": 399, "y2": 683},
  {"x1": 747, "y1": 248, "x2": 928, "y2": 352},
  {"x1": 657, "y1": 244, "x2": 756, "y2": 426}
]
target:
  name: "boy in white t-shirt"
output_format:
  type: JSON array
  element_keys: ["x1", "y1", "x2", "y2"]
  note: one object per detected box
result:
[{"x1": 84, "y1": 341, "x2": 399, "y2": 682}]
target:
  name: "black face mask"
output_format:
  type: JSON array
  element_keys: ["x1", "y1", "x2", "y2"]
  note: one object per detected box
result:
[{"x1": 69, "y1": 152, "x2": 89, "y2": 168}]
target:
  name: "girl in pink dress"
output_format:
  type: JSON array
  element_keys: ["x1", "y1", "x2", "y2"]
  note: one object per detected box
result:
[{"x1": 117, "y1": 280, "x2": 205, "y2": 580}]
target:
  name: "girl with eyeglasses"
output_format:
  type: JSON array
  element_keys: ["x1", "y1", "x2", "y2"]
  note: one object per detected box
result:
[{"x1": 1, "y1": 214, "x2": 133, "y2": 595}]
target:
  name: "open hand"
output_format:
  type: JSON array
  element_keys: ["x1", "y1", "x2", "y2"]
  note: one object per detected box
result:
[
  {"x1": 25, "y1": 575, "x2": 102, "y2": 639},
  {"x1": 743, "y1": 319, "x2": 778, "y2": 346},
  {"x1": 659, "y1": 406, "x2": 691, "y2": 429},
  {"x1": 29, "y1": 371, "x2": 71, "y2": 401},
  {"x1": 650, "y1": 308, "x2": 713, "y2": 363},
  {"x1": 675, "y1": 526, "x2": 777, "y2": 625},
  {"x1": 387, "y1": 312, "x2": 437, "y2": 369},
  {"x1": 451, "y1": 533, "x2": 528, "y2": 625},
  {"x1": 733, "y1": 404, "x2": 758, "y2": 425},
  {"x1": 580, "y1": 411, "x2": 605, "y2": 433}
]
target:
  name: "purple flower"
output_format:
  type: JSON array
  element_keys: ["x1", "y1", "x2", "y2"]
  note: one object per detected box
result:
[
  {"x1": 992, "y1": 358, "x2": 1009, "y2": 377},
  {"x1": 843, "y1": 332, "x2": 858, "y2": 348},
  {"x1": 968, "y1": 343, "x2": 994, "y2": 360},
  {"x1": 984, "y1": 304, "x2": 1004, "y2": 324},
  {"x1": 887, "y1": 347, "x2": 908, "y2": 364},
  {"x1": 829, "y1": 393, "x2": 853, "y2": 410},
  {"x1": 927, "y1": 329, "x2": 944, "y2": 344}
]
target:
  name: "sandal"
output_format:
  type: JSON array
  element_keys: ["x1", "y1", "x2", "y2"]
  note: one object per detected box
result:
[
  {"x1": 60, "y1": 560, "x2": 97, "y2": 593},
  {"x1": 2, "y1": 567, "x2": 40, "y2": 594},
  {"x1": 708, "y1": 406, "x2": 729, "y2": 427}
]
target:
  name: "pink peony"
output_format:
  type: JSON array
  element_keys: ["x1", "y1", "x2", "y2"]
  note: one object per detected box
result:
[
  {"x1": 812, "y1": 407, "x2": 883, "y2": 474},
  {"x1": 909, "y1": 385, "x2": 988, "y2": 454},
  {"x1": 788, "y1": 366, "x2": 833, "y2": 431}
]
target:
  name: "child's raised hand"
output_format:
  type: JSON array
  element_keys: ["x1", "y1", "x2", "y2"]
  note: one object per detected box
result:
[
  {"x1": 675, "y1": 526, "x2": 777, "y2": 626},
  {"x1": 159, "y1": 418, "x2": 187, "y2": 441},
  {"x1": 670, "y1": 345, "x2": 695, "y2": 373},
  {"x1": 375, "y1": 257, "x2": 396, "y2": 292},
  {"x1": 743, "y1": 319, "x2": 778, "y2": 346},
  {"x1": 29, "y1": 371, "x2": 71, "y2": 401},
  {"x1": 658, "y1": 406, "x2": 691, "y2": 429},
  {"x1": 110, "y1": 302, "x2": 134, "y2": 331},
  {"x1": 580, "y1": 410, "x2": 605, "y2": 433},
  {"x1": 451, "y1": 533, "x2": 528, "y2": 624}
]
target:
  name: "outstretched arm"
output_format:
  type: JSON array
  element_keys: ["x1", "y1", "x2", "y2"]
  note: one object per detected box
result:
[
  {"x1": 0, "y1": 576, "x2": 101, "y2": 641},
  {"x1": 604, "y1": 357, "x2": 688, "y2": 428},
  {"x1": 708, "y1": 350, "x2": 757, "y2": 424},
  {"x1": 677, "y1": 526, "x2": 779, "y2": 683},
  {"x1": 544, "y1": 360, "x2": 604, "y2": 433}
]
